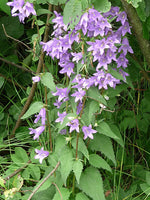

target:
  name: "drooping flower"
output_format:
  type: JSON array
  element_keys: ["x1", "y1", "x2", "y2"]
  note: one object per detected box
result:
[
  {"x1": 82, "y1": 124, "x2": 97, "y2": 140},
  {"x1": 32, "y1": 76, "x2": 41, "y2": 83},
  {"x1": 55, "y1": 111, "x2": 67, "y2": 124},
  {"x1": 23, "y1": 2, "x2": 36, "y2": 17},
  {"x1": 34, "y1": 147, "x2": 49, "y2": 164},
  {"x1": 34, "y1": 108, "x2": 46, "y2": 125},
  {"x1": 29, "y1": 126, "x2": 45, "y2": 140},
  {"x1": 52, "y1": 87, "x2": 70, "y2": 102},
  {"x1": 67, "y1": 119, "x2": 79, "y2": 133},
  {"x1": 71, "y1": 89, "x2": 86, "y2": 103}
]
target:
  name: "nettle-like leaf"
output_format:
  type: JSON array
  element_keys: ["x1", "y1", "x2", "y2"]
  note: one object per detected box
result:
[
  {"x1": 21, "y1": 101, "x2": 44, "y2": 119},
  {"x1": 96, "y1": 121, "x2": 119, "y2": 140},
  {"x1": 126, "y1": 0, "x2": 142, "y2": 8},
  {"x1": 78, "y1": 167, "x2": 106, "y2": 200},
  {"x1": 53, "y1": 187, "x2": 71, "y2": 200},
  {"x1": 87, "y1": 87, "x2": 107, "y2": 106},
  {"x1": 136, "y1": 1, "x2": 146, "y2": 22},
  {"x1": 41, "y1": 72, "x2": 56, "y2": 92},
  {"x1": 59, "y1": 146, "x2": 74, "y2": 185},
  {"x1": 82, "y1": 100, "x2": 99, "y2": 125},
  {"x1": 92, "y1": 0, "x2": 111, "y2": 13},
  {"x1": 76, "y1": 193, "x2": 90, "y2": 200},
  {"x1": 72, "y1": 159, "x2": 83, "y2": 184},
  {"x1": 72, "y1": 137, "x2": 89, "y2": 160},
  {"x1": 89, "y1": 134, "x2": 116, "y2": 165},
  {"x1": 89, "y1": 154, "x2": 112, "y2": 173},
  {"x1": 11, "y1": 147, "x2": 29, "y2": 166},
  {"x1": 29, "y1": 164, "x2": 41, "y2": 180},
  {"x1": 12, "y1": 175, "x2": 23, "y2": 191},
  {"x1": 63, "y1": 0, "x2": 82, "y2": 28},
  {"x1": 0, "y1": 0, "x2": 11, "y2": 15}
]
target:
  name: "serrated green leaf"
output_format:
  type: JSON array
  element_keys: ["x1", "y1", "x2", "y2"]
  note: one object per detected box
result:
[
  {"x1": 146, "y1": 171, "x2": 150, "y2": 186},
  {"x1": 109, "y1": 124, "x2": 124, "y2": 147},
  {"x1": 76, "y1": 193, "x2": 90, "y2": 200},
  {"x1": 89, "y1": 134, "x2": 116, "y2": 165},
  {"x1": 21, "y1": 101, "x2": 44, "y2": 119},
  {"x1": 29, "y1": 164, "x2": 41, "y2": 180},
  {"x1": 0, "y1": 0, "x2": 11, "y2": 15},
  {"x1": 53, "y1": 187, "x2": 71, "y2": 200},
  {"x1": 78, "y1": 167, "x2": 105, "y2": 200},
  {"x1": 136, "y1": 1, "x2": 146, "y2": 22},
  {"x1": 97, "y1": 121, "x2": 119, "y2": 139},
  {"x1": 41, "y1": 72, "x2": 56, "y2": 91},
  {"x1": 87, "y1": 87, "x2": 107, "y2": 105},
  {"x1": 59, "y1": 147, "x2": 73, "y2": 185},
  {"x1": 126, "y1": 0, "x2": 142, "y2": 8},
  {"x1": 73, "y1": 160, "x2": 83, "y2": 184},
  {"x1": 89, "y1": 154, "x2": 112, "y2": 172},
  {"x1": 72, "y1": 137, "x2": 89, "y2": 160},
  {"x1": 63, "y1": 0, "x2": 82, "y2": 28},
  {"x1": 140, "y1": 183, "x2": 150, "y2": 195},
  {"x1": 88, "y1": 101, "x2": 99, "y2": 123},
  {"x1": 11, "y1": 147, "x2": 29, "y2": 165},
  {"x1": 92, "y1": 0, "x2": 111, "y2": 13}
]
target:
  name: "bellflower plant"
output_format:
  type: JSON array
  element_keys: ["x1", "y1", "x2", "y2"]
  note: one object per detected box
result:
[{"x1": 5, "y1": 1, "x2": 136, "y2": 198}]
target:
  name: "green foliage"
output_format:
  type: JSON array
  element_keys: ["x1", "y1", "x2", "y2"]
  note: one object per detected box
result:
[
  {"x1": 78, "y1": 167, "x2": 105, "y2": 200},
  {"x1": 21, "y1": 101, "x2": 44, "y2": 119},
  {"x1": 126, "y1": 0, "x2": 142, "y2": 8},
  {"x1": 11, "y1": 147, "x2": 29, "y2": 166},
  {"x1": 89, "y1": 154, "x2": 112, "y2": 172},
  {"x1": 41, "y1": 72, "x2": 56, "y2": 91},
  {"x1": 92, "y1": 0, "x2": 111, "y2": 13},
  {"x1": 72, "y1": 159, "x2": 83, "y2": 184},
  {"x1": 63, "y1": 0, "x2": 82, "y2": 28},
  {"x1": 0, "y1": 0, "x2": 11, "y2": 15},
  {"x1": 53, "y1": 187, "x2": 71, "y2": 200},
  {"x1": 75, "y1": 193, "x2": 90, "y2": 200}
]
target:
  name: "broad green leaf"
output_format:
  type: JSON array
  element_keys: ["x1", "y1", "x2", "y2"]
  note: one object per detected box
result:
[
  {"x1": 89, "y1": 154, "x2": 112, "y2": 172},
  {"x1": 0, "y1": 0, "x2": 11, "y2": 15},
  {"x1": 89, "y1": 134, "x2": 116, "y2": 165},
  {"x1": 87, "y1": 87, "x2": 107, "y2": 106},
  {"x1": 97, "y1": 121, "x2": 119, "y2": 139},
  {"x1": 140, "y1": 183, "x2": 150, "y2": 195},
  {"x1": 92, "y1": 0, "x2": 111, "y2": 13},
  {"x1": 59, "y1": 147, "x2": 73, "y2": 185},
  {"x1": 63, "y1": 0, "x2": 82, "y2": 28},
  {"x1": 55, "y1": 135, "x2": 66, "y2": 153},
  {"x1": 21, "y1": 101, "x2": 44, "y2": 119},
  {"x1": 109, "y1": 124, "x2": 124, "y2": 147},
  {"x1": 33, "y1": 175, "x2": 52, "y2": 192},
  {"x1": 76, "y1": 193, "x2": 90, "y2": 200},
  {"x1": 78, "y1": 167, "x2": 105, "y2": 200},
  {"x1": 72, "y1": 137, "x2": 89, "y2": 160},
  {"x1": 53, "y1": 187, "x2": 71, "y2": 200},
  {"x1": 126, "y1": 0, "x2": 142, "y2": 8},
  {"x1": 41, "y1": 72, "x2": 56, "y2": 91},
  {"x1": 136, "y1": 1, "x2": 146, "y2": 22},
  {"x1": 29, "y1": 164, "x2": 41, "y2": 180},
  {"x1": 73, "y1": 159, "x2": 83, "y2": 184},
  {"x1": 37, "y1": 9, "x2": 52, "y2": 16},
  {"x1": 88, "y1": 101, "x2": 99, "y2": 123},
  {"x1": 11, "y1": 147, "x2": 29, "y2": 165},
  {"x1": 0, "y1": 77, "x2": 4, "y2": 89}
]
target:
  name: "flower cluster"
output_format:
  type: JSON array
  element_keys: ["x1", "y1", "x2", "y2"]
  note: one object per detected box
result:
[
  {"x1": 40, "y1": 6, "x2": 133, "y2": 140},
  {"x1": 7, "y1": 0, "x2": 36, "y2": 23}
]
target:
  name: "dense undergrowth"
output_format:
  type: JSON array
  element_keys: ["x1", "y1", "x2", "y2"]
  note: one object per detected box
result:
[{"x1": 0, "y1": 0, "x2": 150, "y2": 199}]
